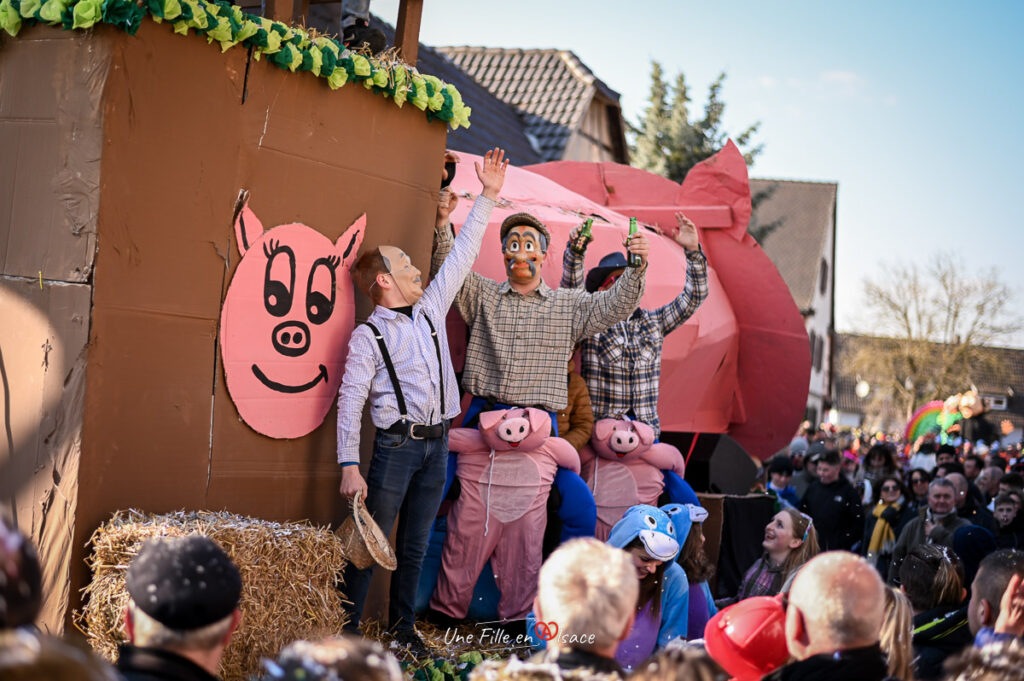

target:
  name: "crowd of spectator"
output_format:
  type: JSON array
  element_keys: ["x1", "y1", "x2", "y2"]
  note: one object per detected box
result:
[{"x1": 5, "y1": 425, "x2": 1024, "y2": 681}]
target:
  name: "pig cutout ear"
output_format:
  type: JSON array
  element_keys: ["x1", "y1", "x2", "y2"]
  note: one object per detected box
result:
[
  {"x1": 631, "y1": 421, "x2": 656, "y2": 446},
  {"x1": 336, "y1": 214, "x2": 366, "y2": 270},
  {"x1": 593, "y1": 419, "x2": 618, "y2": 442},
  {"x1": 478, "y1": 409, "x2": 507, "y2": 432},
  {"x1": 233, "y1": 189, "x2": 265, "y2": 257},
  {"x1": 527, "y1": 408, "x2": 551, "y2": 435}
]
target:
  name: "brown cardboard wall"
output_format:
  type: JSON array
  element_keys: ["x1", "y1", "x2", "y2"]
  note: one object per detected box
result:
[
  {"x1": 0, "y1": 27, "x2": 105, "y2": 282},
  {"x1": 0, "y1": 25, "x2": 107, "y2": 632},
  {"x1": 0, "y1": 279, "x2": 92, "y2": 632},
  {"x1": 71, "y1": 21, "x2": 446, "y2": 617}
]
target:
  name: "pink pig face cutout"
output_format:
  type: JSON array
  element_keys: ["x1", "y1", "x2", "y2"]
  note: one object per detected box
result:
[
  {"x1": 219, "y1": 191, "x2": 365, "y2": 439},
  {"x1": 592, "y1": 419, "x2": 656, "y2": 462}
]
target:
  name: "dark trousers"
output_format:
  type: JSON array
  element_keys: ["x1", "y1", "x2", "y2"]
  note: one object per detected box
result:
[{"x1": 342, "y1": 425, "x2": 449, "y2": 632}]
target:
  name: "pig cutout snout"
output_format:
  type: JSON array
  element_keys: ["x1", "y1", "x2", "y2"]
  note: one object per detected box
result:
[
  {"x1": 478, "y1": 408, "x2": 552, "y2": 452},
  {"x1": 219, "y1": 190, "x2": 365, "y2": 439}
]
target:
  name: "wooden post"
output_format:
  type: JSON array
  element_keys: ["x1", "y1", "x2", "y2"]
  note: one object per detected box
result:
[
  {"x1": 394, "y1": 0, "x2": 423, "y2": 65},
  {"x1": 265, "y1": 0, "x2": 294, "y2": 23}
]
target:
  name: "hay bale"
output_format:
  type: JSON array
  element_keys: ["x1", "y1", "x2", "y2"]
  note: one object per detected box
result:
[{"x1": 74, "y1": 509, "x2": 350, "y2": 681}]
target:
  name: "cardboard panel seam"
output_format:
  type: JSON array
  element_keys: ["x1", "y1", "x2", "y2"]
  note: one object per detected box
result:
[{"x1": 255, "y1": 145, "x2": 441, "y2": 194}]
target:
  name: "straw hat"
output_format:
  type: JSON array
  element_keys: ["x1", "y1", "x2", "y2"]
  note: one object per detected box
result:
[{"x1": 335, "y1": 491, "x2": 397, "y2": 571}]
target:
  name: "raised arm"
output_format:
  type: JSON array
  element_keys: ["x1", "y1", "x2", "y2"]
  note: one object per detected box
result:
[
  {"x1": 652, "y1": 213, "x2": 709, "y2": 334},
  {"x1": 559, "y1": 223, "x2": 587, "y2": 289},
  {"x1": 573, "y1": 231, "x2": 648, "y2": 340},
  {"x1": 429, "y1": 149, "x2": 508, "y2": 323}
]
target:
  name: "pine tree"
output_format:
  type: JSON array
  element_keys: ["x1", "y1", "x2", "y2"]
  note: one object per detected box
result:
[{"x1": 630, "y1": 64, "x2": 762, "y2": 183}]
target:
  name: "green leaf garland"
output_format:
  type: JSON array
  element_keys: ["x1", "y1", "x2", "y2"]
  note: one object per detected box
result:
[{"x1": 0, "y1": 0, "x2": 470, "y2": 128}]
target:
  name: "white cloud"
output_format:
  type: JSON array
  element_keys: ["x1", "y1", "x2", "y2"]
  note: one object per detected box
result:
[{"x1": 757, "y1": 75, "x2": 778, "y2": 89}]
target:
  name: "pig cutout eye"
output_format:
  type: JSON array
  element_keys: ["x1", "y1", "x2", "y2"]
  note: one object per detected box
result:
[
  {"x1": 306, "y1": 256, "x2": 339, "y2": 325},
  {"x1": 263, "y1": 240, "x2": 296, "y2": 317}
]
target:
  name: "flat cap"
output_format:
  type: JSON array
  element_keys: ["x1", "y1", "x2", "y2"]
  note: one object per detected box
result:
[{"x1": 126, "y1": 535, "x2": 241, "y2": 630}]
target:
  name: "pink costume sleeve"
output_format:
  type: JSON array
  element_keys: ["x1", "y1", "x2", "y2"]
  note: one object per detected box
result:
[
  {"x1": 544, "y1": 436, "x2": 582, "y2": 474},
  {"x1": 641, "y1": 442, "x2": 686, "y2": 476},
  {"x1": 448, "y1": 428, "x2": 486, "y2": 454}
]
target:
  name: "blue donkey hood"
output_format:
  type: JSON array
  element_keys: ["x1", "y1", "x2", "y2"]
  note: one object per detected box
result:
[
  {"x1": 607, "y1": 505, "x2": 680, "y2": 562},
  {"x1": 661, "y1": 503, "x2": 708, "y2": 547}
]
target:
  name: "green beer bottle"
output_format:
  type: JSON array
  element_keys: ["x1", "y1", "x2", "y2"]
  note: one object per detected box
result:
[
  {"x1": 570, "y1": 218, "x2": 594, "y2": 255},
  {"x1": 627, "y1": 217, "x2": 642, "y2": 267}
]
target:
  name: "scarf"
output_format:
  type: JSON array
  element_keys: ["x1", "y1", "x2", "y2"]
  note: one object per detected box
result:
[{"x1": 867, "y1": 501, "x2": 898, "y2": 554}]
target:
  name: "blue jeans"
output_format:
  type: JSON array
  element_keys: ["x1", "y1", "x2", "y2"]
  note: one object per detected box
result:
[{"x1": 342, "y1": 425, "x2": 449, "y2": 632}]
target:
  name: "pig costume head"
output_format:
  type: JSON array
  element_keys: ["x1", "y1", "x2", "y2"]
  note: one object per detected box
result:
[
  {"x1": 219, "y1": 191, "x2": 364, "y2": 439},
  {"x1": 477, "y1": 408, "x2": 553, "y2": 452},
  {"x1": 591, "y1": 418, "x2": 657, "y2": 462}
]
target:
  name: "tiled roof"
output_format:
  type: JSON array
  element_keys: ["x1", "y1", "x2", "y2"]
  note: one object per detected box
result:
[
  {"x1": 750, "y1": 179, "x2": 837, "y2": 312},
  {"x1": 435, "y1": 47, "x2": 621, "y2": 162},
  {"x1": 834, "y1": 333, "x2": 1024, "y2": 429},
  {"x1": 303, "y1": 7, "x2": 544, "y2": 164}
]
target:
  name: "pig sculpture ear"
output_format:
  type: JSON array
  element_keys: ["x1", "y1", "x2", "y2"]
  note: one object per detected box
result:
[
  {"x1": 337, "y1": 214, "x2": 366, "y2": 270},
  {"x1": 593, "y1": 419, "x2": 617, "y2": 442},
  {"x1": 632, "y1": 421, "x2": 656, "y2": 445},
  {"x1": 527, "y1": 408, "x2": 551, "y2": 435},
  {"x1": 233, "y1": 189, "x2": 265, "y2": 257},
  {"x1": 478, "y1": 409, "x2": 507, "y2": 432}
]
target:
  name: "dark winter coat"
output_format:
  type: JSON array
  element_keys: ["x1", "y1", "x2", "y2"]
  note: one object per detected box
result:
[
  {"x1": 116, "y1": 645, "x2": 221, "y2": 681},
  {"x1": 800, "y1": 477, "x2": 864, "y2": 551},
  {"x1": 911, "y1": 604, "x2": 972, "y2": 680},
  {"x1": 762, "y1": 643, "x2": 890, "y2": 681}
]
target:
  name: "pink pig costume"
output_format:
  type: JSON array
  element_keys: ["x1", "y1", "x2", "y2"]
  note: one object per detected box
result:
[
  {"x1": 581, "y1": 418, "x2": 686, "y2": 540},
  {"x1": 430, "y1": 408, "x2": 580, "y2": 620}
]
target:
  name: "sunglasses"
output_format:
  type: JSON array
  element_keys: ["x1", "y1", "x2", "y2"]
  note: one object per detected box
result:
[
  {"x1": 912, "y1": 478, "x2": 928, "y2": 484},
  {"x1": 881, "y1": 484, "x2": 900, "y2": 492}
]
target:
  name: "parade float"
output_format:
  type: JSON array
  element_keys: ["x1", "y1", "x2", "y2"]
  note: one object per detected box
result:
[{"x1": 1, "y1": 2, "x2": 806, "y2": 674}]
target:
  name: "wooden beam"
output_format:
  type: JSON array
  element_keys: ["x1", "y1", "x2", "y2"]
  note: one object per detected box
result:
[
  {"x1": 394, "y1": 0, "x2": 423, "y2": 65},
  {"x1": 265, "y1": 0, "x2": 294, "y2": 23}
]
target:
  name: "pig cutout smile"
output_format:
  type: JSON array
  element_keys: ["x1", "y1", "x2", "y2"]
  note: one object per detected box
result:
[{"x1": 219, "y1": 190, "x2": 365, "y2": 439}]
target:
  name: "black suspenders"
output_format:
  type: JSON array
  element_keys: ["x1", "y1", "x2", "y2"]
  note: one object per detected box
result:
[{"x1": 363, "y1": 313, "x2": 444, "y2": 424}]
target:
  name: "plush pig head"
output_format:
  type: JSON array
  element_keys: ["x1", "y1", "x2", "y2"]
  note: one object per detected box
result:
[
  {"x1": 478, "y1": 408, "x2": 552, "y2": 452},
  {"x1": 591, "y1": 418, "x2": 656, "y2": 462},
  {"x1": 219, "y1": 190, "x2": 365, "y2": 439}
]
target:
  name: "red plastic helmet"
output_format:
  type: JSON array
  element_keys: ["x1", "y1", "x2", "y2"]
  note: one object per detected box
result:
[{"x1": 704, "y1": 595, "x2": 789, "y2": 681}]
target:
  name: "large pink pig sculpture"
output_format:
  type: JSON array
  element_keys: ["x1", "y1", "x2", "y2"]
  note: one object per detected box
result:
[
  {"x1": 431, "y1": 408, "x2": 580, "y2": 620},
  {"x1": 581, "y1": 418, "x2": 686, "y2": 540},
  {"x1": 219, "y1": 192, "x2": 365, "y2": 439}
]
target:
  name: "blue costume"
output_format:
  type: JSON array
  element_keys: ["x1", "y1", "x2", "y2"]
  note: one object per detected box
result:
[
  {"x1": 662, "y1": 503, "x2": 718, "y2": 640},
  {"x1": 528, "y1": 505, "x2": 689, "y2": 671}
]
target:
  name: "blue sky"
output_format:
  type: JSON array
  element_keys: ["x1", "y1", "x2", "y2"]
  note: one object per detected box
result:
[{"x1": 375, "y1": 0, "x2": 1024, "y2": 344}]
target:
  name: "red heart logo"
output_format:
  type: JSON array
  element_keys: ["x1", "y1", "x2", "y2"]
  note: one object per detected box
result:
[{"x1": 534, "y1": 620, "x2": 559, "y2": 642}]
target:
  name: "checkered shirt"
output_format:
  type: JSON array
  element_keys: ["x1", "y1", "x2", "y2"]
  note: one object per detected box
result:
[
  {"x1": 431, "y1": 227, "x2": 646, "y2": 412},
  {"x1": 561, "y1": 242, "x2": 708, "y2": 436},
  {"x1": 335, "y1": 196, "x2": 495, "y2": 464}
]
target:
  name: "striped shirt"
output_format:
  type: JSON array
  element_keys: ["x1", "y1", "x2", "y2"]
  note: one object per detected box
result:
[
  {"x1": 431, "y1": 228, "x2": 646, "y2": 412},
  {"x1": 335, "y1": 195, "x2": 495, "y2": 464},
  {"x1": 561, "y1": 243, "x2": 709, "y2": 436}
]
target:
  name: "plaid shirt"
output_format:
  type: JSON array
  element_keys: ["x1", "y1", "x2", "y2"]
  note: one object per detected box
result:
[
  {"x1": 335, "y1": 196, "x2": 495, "y2": 464},
  {"x1": 561, "y1": 243, "x2": 708, "y2": 436},
  {"x1": 432, "y1": 228, "x2": 646, "y2": 412}
]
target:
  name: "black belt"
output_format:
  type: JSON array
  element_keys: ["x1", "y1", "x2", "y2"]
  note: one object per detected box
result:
[{"x1": 383, "y1": 420, "x2": 447, "y2": 440}]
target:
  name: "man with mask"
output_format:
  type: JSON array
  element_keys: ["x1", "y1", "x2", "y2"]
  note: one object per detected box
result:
[
  {"x1": 337, "y1": 148, "x2": 508, "y2": 654},
  {"x1": 431, "y1": 199, "x2": 649, "y2": 546},
  {"x1": 558, "y1": 212, "x2": 707, "y2": 438},
  {"x1": 431, "y1": 211, "x2": 649, "y2": 428}
]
